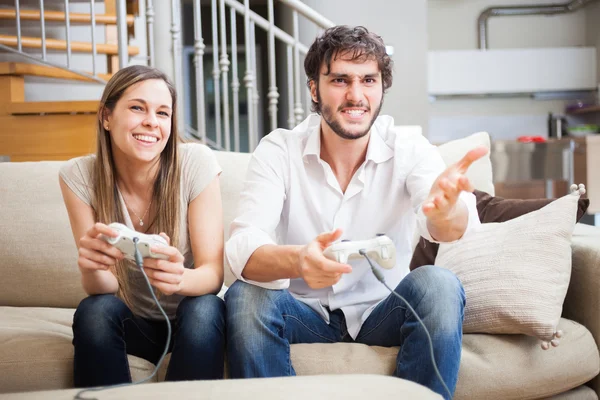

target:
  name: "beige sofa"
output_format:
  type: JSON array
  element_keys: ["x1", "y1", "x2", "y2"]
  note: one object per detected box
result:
[{"x1": 1, "y1": 132, "x2": 600, "y2": 399}]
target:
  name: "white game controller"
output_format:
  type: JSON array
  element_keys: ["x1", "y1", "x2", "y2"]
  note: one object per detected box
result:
[
  {"x1": 102, "y1": 222, "x2": 169, "y2": 261},
  {"x1": 323, "y1": 234, "x2": 396, "y2": 269}
]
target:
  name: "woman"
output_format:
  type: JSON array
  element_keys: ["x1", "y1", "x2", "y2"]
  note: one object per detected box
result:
[{"x1": 59, "y1": 65, "x2": 225, "y2": 387}]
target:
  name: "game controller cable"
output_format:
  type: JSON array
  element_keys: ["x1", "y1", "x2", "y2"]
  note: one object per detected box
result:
[
  {"x1": 74, "y1": 237, "x2": 171, "y2": 400},
  {"x1": 358, "y1": 249, "x2": 452, "y2": 400}
]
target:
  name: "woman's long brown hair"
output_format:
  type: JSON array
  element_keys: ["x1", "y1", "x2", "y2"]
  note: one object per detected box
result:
[{"x1": 93, "y1": 65, "x2": 181, "y2": 310}]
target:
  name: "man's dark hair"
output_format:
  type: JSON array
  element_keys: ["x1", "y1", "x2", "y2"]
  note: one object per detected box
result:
[{"x1": 304, "y1": 25, "x2": 393, "y2": 113}]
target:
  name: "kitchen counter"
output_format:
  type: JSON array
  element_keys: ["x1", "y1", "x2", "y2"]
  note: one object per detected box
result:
[{"x1": 491, "y1": 135, "x2": 600, "y2": 215}]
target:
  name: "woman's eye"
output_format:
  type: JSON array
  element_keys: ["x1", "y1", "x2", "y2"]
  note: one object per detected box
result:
[
  {"x1": 158, "y1": 111, "x2": 170, "y2": 117},
  {"x1": 131, "y1": 105, "x2": 143, "y2": 111}
]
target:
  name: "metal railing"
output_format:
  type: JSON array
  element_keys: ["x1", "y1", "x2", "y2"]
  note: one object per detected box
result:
[
  {"x1": 182, "y1": 0, "x2": 334, "y2": 152},
  {"x1": 3, "y1": 0, "x2": 333, "y2": 153},
  {"x1": 2, "y1": 0, "x2": 135, "y2": 83}
]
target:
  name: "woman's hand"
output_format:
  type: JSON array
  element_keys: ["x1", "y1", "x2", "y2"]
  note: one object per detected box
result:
[
  {"x1": 77, "y1": 222, "x2": 124, "y2": 273},
  {"x1": 143, "y1": 233, "x2": 186, "y2": 295}
]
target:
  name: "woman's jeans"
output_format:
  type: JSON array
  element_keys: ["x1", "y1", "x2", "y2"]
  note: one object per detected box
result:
[
  {"x1": 73, "y1": 293, "x2": 225, "y2": 387},
  {"x1": 225, "y1": 265, "x2": 465, "y2": 400}
]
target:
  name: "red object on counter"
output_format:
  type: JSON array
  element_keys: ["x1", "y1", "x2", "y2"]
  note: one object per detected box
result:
[{"x1": 517, "y1": 136, "x2": 546, "y2": 143}]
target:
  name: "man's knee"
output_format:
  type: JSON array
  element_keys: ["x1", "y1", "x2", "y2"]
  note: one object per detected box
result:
[
  {"x1": 402, "y1": 266, "x2": 465, "y2": 330},
  {"x1": 225, "y1": 281, "x2": 289, "y2": 344},
  {"x1": 406, "y1": 266, "x2": 464, "y2": 300},
  {"x1": 225, "y1": 280, "x2": 286, "y2": 317}
]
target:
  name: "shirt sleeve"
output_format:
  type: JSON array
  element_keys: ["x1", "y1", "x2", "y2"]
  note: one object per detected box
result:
[
  {"x1": 406, "y1": 142, "x2": 480, "y2": 243},
  {"x1": 58, "y1": 156, "x2": 95, "y2": 206},
  {"x1": 224, "y1": 133, "x2": 291, "y2": 289},
  {"x1": 183, "y1": 143, "x2": 223, "y2": 203}
]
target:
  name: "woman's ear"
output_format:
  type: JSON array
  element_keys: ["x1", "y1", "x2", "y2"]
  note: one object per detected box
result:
[{"x1": 100, "y1": 107, "x2": 111, "y2": 131}]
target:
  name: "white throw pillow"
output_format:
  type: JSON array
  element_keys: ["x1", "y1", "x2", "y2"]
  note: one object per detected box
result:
[{"x1": 435, "y1": 191, "x2": 580, "y2": 341}]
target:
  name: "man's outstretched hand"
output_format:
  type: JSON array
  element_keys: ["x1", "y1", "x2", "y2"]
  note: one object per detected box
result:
[{"x1": 423, "y1": 146, "x2": 488, "y2": 222}]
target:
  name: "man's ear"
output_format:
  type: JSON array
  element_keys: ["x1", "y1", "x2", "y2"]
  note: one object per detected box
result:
[{"x1": 309, "y1": 80, "x2": 318, "y2": 104}]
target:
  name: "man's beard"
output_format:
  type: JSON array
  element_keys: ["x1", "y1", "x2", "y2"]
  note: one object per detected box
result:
[{"x1": 317, "y1": 87, "x2": 383, "y2": 141}]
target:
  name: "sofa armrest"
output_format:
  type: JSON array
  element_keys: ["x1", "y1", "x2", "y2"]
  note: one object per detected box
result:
[{"x1": 562, "y1": 223, "x2": 600, "y2": 394}]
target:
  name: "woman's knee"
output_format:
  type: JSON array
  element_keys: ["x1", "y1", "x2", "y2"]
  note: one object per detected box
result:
[
  {"x1": 175, "y1": 294, "x2": 225, "y2": 338},
  {"x1": 73, "y1": 294, "x2": 129, "y2": 341},
  {"x1": 177, "y1": 294, "x2": 224, "y2": 320}
]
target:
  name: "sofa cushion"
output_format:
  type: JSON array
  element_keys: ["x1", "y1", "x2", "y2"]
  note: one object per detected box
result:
[
  {"x1": 291, "y1": 319, "x2": 599, "y2": 400},
  {"x1": 0, "y1": 162, "x2": 85, "y2": 308},
  {"x1": 213, "y1": 150, "x2": 252, "y2": 287},
  {"x1": 548, "y1": 386, "x2": 598, "y2": 400},
  {"x1": 0, "y1": 307, "x2": 158, "y2": 393},
  {"x1": 2, "y1": 306, "x2": 596, "y2": 399},
  {"x1": 0, "y1": 374, "x2": 443, "y2": 400}
]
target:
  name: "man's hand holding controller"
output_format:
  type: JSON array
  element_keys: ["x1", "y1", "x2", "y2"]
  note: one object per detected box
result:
[{"x1": 297, "y1": 228, "x2": 353, "y2": 289}]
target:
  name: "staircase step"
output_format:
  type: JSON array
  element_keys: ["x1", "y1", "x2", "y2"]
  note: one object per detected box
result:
[
  {"x1": 0, "y1": 35, "x2": 139, "y2": 56},
  {"x1": 0, "y1": 9, "x2": 134, "y2": 26},
  {"x1": 0, "y1": 113, "x2": 96, "y2": 161},
  {"x1": 6, "y1": 100, "x2": 99, "y2": 115},
  {"x1": 0, "y1": 62, "x2": 111, "y2": 82}
]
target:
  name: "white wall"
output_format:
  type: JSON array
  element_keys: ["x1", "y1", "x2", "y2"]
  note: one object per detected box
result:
[
  {"x1": 429, "y1": 0, "x2": 587, "y2": 50},
  {"x1": 585, "y1": 1, "x2": 600, "y2": 84},
  {"x1": 299, "y1": 0, "x2": 429, "y2": 133},
  {"x1": 428, "y1": 0, "x2": 593, "y2": 143}
]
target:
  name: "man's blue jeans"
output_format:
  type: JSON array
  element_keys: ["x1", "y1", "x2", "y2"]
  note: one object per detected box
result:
[
  {"x1": 72, "y1": 293, "x2": 225, "y2": 387},
  {"x1": 225, "y1": 265, "x2": 465, "y2": 400}
]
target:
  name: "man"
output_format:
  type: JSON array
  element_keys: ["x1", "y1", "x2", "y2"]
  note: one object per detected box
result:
[{"x1": 224, "y1": 25, "x2": 486, "y2": 399}]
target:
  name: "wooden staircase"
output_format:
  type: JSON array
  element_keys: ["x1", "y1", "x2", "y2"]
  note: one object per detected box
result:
[
  {"x1": 0, "y1": 9, "x2": 135, "y2": 26},
  {"x1": 0, "y1": 34, "x2": 139, "y2": 56},
  {"x1": 0, "y1": 1, "x2": 139, "y2": 162},
  {"x1": 0, "y1": 63, "x2": 99, "y2": 162}
]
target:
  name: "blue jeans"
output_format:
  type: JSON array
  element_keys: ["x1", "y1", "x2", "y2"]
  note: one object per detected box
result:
[
  {"x1": 73, "y1": 293, "x2": 225, "y2": 387},
  {"x1": 225, "y1": 265, "x2": 465, "y2": 400}
]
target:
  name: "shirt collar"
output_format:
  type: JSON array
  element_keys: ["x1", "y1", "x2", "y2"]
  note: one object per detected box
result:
[
  {"x1": 301, "y1": 115, "x2": 394, "y2": 164},
  {"x1": 301, "y1": 114, "x2": 323, "y2": 161}
]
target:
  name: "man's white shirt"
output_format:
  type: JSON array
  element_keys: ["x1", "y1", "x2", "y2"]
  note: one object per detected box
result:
[{"x1": 226, "y1": 114, "x2": 480, "y2": 339}]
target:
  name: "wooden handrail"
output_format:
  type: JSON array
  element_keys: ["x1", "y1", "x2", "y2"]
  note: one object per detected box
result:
[
  {"x1": 7, "y1": 101, "x2": 99, "y2": 115},
  {"x1": 0, "y1": 35, "x2": 139, "y2": 56},
  {"x1": 0, "y1": 62, "x2": 112, "y2": 82},
  {"x1": 0, "y1": 9, "x2": 134, "y2": 26}
]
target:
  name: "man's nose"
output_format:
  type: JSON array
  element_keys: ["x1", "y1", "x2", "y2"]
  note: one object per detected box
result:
[{"x1": 346, "y1": 82, "x2": 364, "y2": 103}]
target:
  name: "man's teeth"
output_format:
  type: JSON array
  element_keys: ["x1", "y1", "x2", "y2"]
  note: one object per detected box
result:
[
  {"x1": 345, "y1": 110, "x2": 365, "y2": 116},
  {"x1": 133, "y1": 135, "x2": 158, "y2": 143}
]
